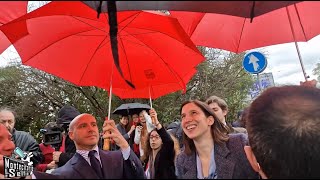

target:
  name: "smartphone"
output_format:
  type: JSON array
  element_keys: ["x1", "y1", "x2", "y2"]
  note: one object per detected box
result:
[{"x1": 14, "y1": 147, "x2": 26, "y2": 159}]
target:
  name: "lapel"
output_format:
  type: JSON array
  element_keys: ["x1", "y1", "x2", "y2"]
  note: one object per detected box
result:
[
  {"x1": 215, "y1": 142, "x2": 235, "y2": 179},
  {"x1": 70, "y1": 153, "x2": 100, "y2": 179},
  {"x1": 181, "y1": 153, "x2": 197, "y2": 179}
]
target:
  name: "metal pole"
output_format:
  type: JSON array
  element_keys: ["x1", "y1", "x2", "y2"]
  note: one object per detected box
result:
[
  {"x1": 286, "y1": 6, "x2": 308, "y2": 81},
  {"x1": 149, "y1": 86, "x2": 153, "y2": 109},
  {"x1": 257, "y1": 73, "x2": 262, "y2": 93}
]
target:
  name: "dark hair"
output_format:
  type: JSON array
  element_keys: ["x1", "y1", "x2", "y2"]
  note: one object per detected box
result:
[
  {"x1": 247, "y1": 85, "x2": 320, "y2": 178},
  {"x1": 180, "y1": 100, "x2": 229, "y2": 155}
]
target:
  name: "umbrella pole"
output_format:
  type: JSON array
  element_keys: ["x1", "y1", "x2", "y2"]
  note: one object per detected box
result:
[
  {"x1": 286, "y1": 6, "x2": 308, "y2": 81},
  {"x1": 149, "y1": 86, "x2": 153, "y2": 109},
  {"x1": 149, "y1": 86, "x2": 156, "y2": 124},
  {"x1": 104, "y1": 63, "x2": 114, "y2": 151}
]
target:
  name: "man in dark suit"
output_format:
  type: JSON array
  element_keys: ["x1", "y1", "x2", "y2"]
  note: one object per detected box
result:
[{"x1": 51, "y1": 113, "x2": 145, "y2": 179}]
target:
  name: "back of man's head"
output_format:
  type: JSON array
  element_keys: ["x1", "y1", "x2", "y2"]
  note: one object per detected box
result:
[{"x1": 247, "y1": 85, "x2": 320, "y2": 178}]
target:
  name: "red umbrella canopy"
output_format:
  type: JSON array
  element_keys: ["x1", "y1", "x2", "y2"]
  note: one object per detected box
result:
[
  {"x1": 0, "y1": 1, "x2": 28, "y2": 53},
  {"x1": 170, "y1": 1, "x2": 320, "y2": 53},
  {"x1": 1, "y1": 1, "x2": 204, "y2": 99},
  {"x1": 113, "y1": 68, "x2": 197, "y2": 99}
]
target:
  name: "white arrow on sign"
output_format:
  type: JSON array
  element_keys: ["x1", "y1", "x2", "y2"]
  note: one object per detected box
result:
[{"x1": 248, "y1": 54, "x2": 260, "y2": 71}]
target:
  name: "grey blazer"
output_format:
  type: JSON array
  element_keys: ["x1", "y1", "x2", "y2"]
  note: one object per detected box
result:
[
  {"x1": 176, "y1": 133, "x2": 258, "y2": 179},
  {"x1": 51, "y1": 148, "x2": 145, "y2": 179}
]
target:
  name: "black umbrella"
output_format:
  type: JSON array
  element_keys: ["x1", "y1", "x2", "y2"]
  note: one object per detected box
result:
[
  {"x1": 82, "y1": 1, "x2": 301, "y2": 19},
  {"x1": 113, "y1": 103, "x2": 151, "y2": 116}
]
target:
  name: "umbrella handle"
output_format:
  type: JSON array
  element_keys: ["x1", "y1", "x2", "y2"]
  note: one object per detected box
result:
[{"x1": 103, "y1": 117, "x2": 113, "y2": 151}]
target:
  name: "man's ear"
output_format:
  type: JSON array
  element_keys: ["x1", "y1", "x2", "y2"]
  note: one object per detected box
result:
[
  {"x1": 68, "y1": 131, "x2": 74, "y2": 140},
  {"x1": 244, "y1": 146, "x2": 260, "y2": 172}
]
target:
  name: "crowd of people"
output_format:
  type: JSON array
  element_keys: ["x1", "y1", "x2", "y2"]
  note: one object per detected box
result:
[{"x1": 0, "y1": 80, "x2": 319, "y2": 179}]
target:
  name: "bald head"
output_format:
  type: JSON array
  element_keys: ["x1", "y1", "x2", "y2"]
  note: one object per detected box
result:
[
  {"x1": 69, "y1": 113, "x2": 95, "y2": 132},
  {"x1": 68, "y1": 113, "x2": 99, "y2": 150}
]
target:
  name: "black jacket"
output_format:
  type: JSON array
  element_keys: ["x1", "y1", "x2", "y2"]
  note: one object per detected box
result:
[
  {"x1": 12, "y1": 129, "x2": 43, "y2": 166},
  {"x1": 56, "y1": 105, "x2": 80, "y2": 167},
  {"x1": 148, "y1": 127, "x2": 177, "y2": 179}
]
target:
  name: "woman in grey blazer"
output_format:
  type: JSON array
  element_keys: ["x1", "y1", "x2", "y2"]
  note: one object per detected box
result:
[{"x1": 176, "y1": 100, "x2": 258, "y2": 179}]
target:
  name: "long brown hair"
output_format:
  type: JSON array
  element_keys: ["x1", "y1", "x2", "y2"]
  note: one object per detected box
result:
[
  {"x1": 140, "y1": 129, "x2": 181, "y2": 164},
  {"x1": 180, "y1": 100, "x2": 229, "y2": 155}
]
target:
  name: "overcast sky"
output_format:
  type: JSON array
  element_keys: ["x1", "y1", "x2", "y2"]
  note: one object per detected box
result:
[{"x1": 253, "y1": 35, "x2": 320, "y2": 85}]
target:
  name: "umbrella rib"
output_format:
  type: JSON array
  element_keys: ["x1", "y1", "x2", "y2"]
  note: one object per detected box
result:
[
  {"x1": 118, "y1": 26, "x2": 200, "y2": 51},
  {"x1": 79, "y1": 35, "x2": 110, "y2": 84},
  {"x1": 118, "y1": 12, "x2": 141, "y2": 34},
  {"x1": 236, "y1": 18, "x2": 247, "y2": 53},
  {"x1": 24, "y1": 28, "x2": 98, "y2": 64},
  {"x1": 118, "y1": 35, "x2": 134, "y2": 85},
  {"x1": 293, "y1": 4, "x2": 307, "y2": 41},
  {"x1": 123, "y1": 32, "x2": 187, "y2": 91},
  {"x1": 72, "y1": 16, "x2": 108, "y2": 33}
]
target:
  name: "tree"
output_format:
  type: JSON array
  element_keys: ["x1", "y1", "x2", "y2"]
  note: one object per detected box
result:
[
  {"x1": 1, "y1": 45, "x2": 254, "y2": 141},
  {"x1": 313, "y1": 62, "x2": 320, "y2": 82}
]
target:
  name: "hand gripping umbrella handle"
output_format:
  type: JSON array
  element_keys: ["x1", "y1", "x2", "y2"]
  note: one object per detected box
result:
[{"x1": 103, "y1": 117, "x2": 112, "y2": 151}]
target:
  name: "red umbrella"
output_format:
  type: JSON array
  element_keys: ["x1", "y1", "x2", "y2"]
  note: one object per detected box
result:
[
  {"x1": 170, "y1": 1, "x2": 320, "y2": 80},
  {"x1": 0, "y1": 1, "x2": 204, "y2": 98},
  {"x1": 113, "y1": 68, "x2": 197, "y2": 99},
  {"x1": 0, "y1": 1, "x2": 28, "y2": 53}
]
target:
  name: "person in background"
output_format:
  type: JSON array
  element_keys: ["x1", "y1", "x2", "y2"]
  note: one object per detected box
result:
[
  {"x1": 244, "y1": 85, "x2": 320, "y2": 178},
  {"x1": 176, "y1": 100, "x2": 258, "y2": 179},
  {"x1": 112, "y1": 115, "x2": 135, "y2": 150},
  {"x1": 0, "y1": 123, "x2": 15, "y2": 179},
  {"x1": 0, "y1": 106, "x2": 43, "y2": 167},
  {"x1": 232, "y1": 108, "x2": 249, "y2": 129},
  {"x1": 134, "y1": 110, "x2": 155, "y2": 159},
  {"x1": 131, "y1": 113, "x2": 141, "y2": 157},
  {"x1": 0, "y1": 123, "x2": 63, "y2": 179},
  {"x1": 36, "y1": 122, "x2": 64, "y2": 173},
  {"x1": 53, "y1": 105, "x2": 80, "y2": 167},
  {"x1": 205, "y1": 96, "x2": 247, "y2": 134},
  {"x1": 141, "y1": 109, "x2": 179, "y2": 179}
]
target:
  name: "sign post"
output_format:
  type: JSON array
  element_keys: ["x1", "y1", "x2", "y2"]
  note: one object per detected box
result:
[{"x1": 242, "y1": 51, "x2": 268, "y2": 92}]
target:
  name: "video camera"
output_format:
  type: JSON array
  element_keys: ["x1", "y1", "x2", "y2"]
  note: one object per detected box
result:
[{"x1": 40, "y1": 127, "x2": 63, "y2": 151}]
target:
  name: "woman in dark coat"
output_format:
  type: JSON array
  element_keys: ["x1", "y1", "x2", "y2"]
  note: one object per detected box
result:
[{"x1": 141, "y1": 109, "x2": 179, "y2": 179}]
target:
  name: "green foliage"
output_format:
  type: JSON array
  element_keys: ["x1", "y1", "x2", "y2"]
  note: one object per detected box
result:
[{"x1": 0, "y1": 46, "x2": 254, "y2": 142}]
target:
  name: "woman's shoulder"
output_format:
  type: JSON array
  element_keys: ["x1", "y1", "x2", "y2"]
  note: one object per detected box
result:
[{"x1": 226, "y1": 133, "x2": 249, "y2": 150}]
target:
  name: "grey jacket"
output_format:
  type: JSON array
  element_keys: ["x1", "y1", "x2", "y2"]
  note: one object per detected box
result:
[{"x1": 176, "y1": 133, "x2": 258, "y2": 179}]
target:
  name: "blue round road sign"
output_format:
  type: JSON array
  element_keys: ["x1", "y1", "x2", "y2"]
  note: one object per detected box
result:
[{"x1": 242, "y1": 51, "x2": 267, "y2": 74}]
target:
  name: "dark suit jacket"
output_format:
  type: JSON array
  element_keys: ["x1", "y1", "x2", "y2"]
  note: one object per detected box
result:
[
  {"x1": 176, "y1": 133, "x2": 259, "y2": 179},
  {"x1": 51, "y1": 148, "x2": 145, "y2": 179},
  {"x1": 33, "y1": 171, "x2": 65, "y2": 179}
]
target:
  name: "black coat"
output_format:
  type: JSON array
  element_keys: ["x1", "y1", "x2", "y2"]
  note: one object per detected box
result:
[{"x1": 151, "y1": 127, "x2": 177, "y2": 179}]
